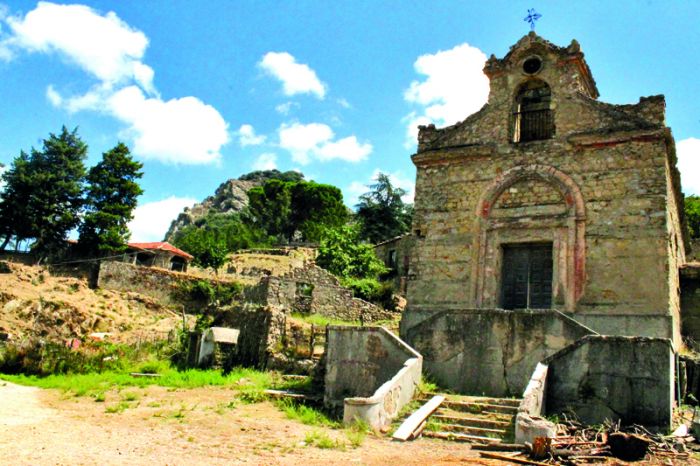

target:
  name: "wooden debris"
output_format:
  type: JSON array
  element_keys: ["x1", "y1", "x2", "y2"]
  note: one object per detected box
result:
[
  {"x1": 478, "y1": 452, "x2": 549, "y2": 465},
  {"x1": 129, "y1": 372, "x2": 162, "y2": 378},
  {"x1": 392, "y1": 395, "x2": 444, "y2": 441},
  {"x1": 471, "y1": 443, "x2": 526, "y2": 452},
  {"x1": 263, "y1": 389, "x2": 308, "y2": 400}
]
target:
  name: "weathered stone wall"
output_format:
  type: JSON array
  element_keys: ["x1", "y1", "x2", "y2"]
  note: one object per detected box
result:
[
  {"x1": 401, "y1": 308, "x2": 593, "y2": 396},
  {"x1": 96, "y1": 261, "x2": 235, "y2": 312},
  {"x1": 544, "y1": 335, "x2": 674, "y2": 432},
  {"x1": 251, "y1": 263, "x2": 394, "y2": 322},
  {"x1": 324, "y1": 326, "x2": 422, "y2": 429},
  {"x1": 374, "y1": 234, "x2": 414, "y2": 295},
  {"x1": 405, "y1": 33, "x2": 684, "y2": 346}
]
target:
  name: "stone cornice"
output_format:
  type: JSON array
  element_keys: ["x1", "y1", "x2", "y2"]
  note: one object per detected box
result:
[{"x1": 411, "y1": 143, "x2": 495, "y2": 167}]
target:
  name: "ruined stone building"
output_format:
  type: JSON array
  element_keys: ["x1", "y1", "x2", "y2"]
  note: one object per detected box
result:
[{"x1": 399, "y1": 32, "x2": 687, "y2": 396}]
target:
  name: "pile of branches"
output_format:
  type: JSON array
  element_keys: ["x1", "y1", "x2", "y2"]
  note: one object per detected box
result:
[{"x1": 525, "y1": 416, "x2": 693, "y2": 464}]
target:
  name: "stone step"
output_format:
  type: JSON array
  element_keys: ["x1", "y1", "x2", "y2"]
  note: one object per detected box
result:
[
  {"x1": 432, "y1": 413, "x2": 511, "y2": 430},
  {"x1": 440, "y1": 399, "x2": 518, "y2": 416},
  {"x1": 419, "y1": 393, "x2": 521, "y2": 408},
  {"x1": 423, "y1": 431, "x2": 502, "y2": 444},
  {"x1": 434, "y1": 422, "x2": 507, "y2": 438}
]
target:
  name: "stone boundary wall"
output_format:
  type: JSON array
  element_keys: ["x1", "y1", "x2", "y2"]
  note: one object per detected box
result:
[
  {"x1": 401, "y1": 308, "x2": 594, "y2": 396},
  {"x1": 324, "y1": 326, "x2": 422, "y2": 429},
  {"x1": 97, "y1": 260, "x2": 237, "y2": 312},
  {"x1": 249, "y1": 263, "x2": 394, "y2": 322},
  {"x1": 544, "y1": 335, "x2": 674, "y2": 432}
]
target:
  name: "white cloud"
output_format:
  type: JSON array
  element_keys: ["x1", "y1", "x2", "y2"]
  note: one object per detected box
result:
[
  {"x1": 337, "y1": 98, "x2": 351, "y2": 109},
  {"x1": 128, "y1": 196, "x2": 196, "y2": 242},
  {"x1": 2, "y1": 2, "x2": 229, "y2": 165},
  {"x1": 259, "y1": 51, "x2": 326, "y2": 98},
  {"x1": 346, "y1": 169, "x2": 415, "y2": 207},
  {"x1": 278, "y1": 122, "x2": 371, "y2": 165},
  {"x1": 275, "y1": 101, "x2": 299, "y2": 115},
  {"x1": 237, "y1": 124, "x2": 266, "y2": 147},
  {"x1": 4, "y1": 2, "x2": 154, "y2": 92},
  {"x1": 404, "y1": 43, "x2": 489, "y2": 147},
  {"x1": 252, "y1": 152, "x2": 277, "y2": 171},
  {"x1": 678, "y1": 137, "x2": 700, "y2": 195}
]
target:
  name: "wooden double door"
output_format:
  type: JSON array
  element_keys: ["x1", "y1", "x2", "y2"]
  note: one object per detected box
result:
[{"x1": 501, "y1": 243, "x2": 553, "y2": 310}]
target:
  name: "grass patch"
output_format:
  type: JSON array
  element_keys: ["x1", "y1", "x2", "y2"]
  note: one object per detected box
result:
[
  {"x1": 417, "y1": 376, "x2": 439, "y2": 394},
  {"x1": 290, "y1": 313, "x2": 359, "y2": 327},
  {"x1": 275, "y1": 399, "x2": 339, "y2": 427},
  {"x1": 120, "y1": 391, "x2": 139, "y2": 401},
  {"x1": 345, "y1": 419, "x2": 370, "y2": 447},
  {"x1": 304, "y1": 430, "x2": 345, "y2": 450},
  {"x1": 105, "y1": 401, "x2": 131, "y2": 414}
]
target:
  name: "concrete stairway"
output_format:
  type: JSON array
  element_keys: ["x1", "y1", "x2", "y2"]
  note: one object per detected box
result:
[{"x1": 416, "y1": 393, "x2": 520, "y2": 444}]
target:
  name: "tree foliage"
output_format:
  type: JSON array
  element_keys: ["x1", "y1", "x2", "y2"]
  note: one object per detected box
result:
[
  {"x1": 238, "y1": 169, "x2": 305, "y2": 183},
  {"x1": 316, "y1": 225, "x2": 386, "y2": 280},
  {"x1": 171, "y1": 213, "x2": 271, "y2": 269},
  {"x1": 0, "y1": 127, "x2": 87, "y2": 257},
  {"x1": 355, "y1": 173, "x2": 413, "y2": 244},
  {"x1": 78, "y1": 143, "x2": 144, "y2": 255},
  {"x1": 686, "y1": 195, "x2": 700, "y2": 239},
  {"x1": 248, "y1": 179, "x2": 348, "y2": 243}
]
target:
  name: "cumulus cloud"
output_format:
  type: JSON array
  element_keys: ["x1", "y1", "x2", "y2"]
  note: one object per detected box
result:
[
  {"x1": 259, "y1": 51, "x2": 326, "y2": 98},
  {"x1": 278, "y1": 122, "x2": 371, "y2": 165},
  {"x1": 404, "y1": 43, "x2": 489, "y2": 147},
  {"x1": 1, "y1": 2, "x2": 229, "y2": 164},
  {"x1": 237, "y1": 124, "x2": 266, "y2": 147},
  {"x1": 346, "y1": 169, "x2": 415, "y2": 207},
  {"x1": 677, "y1": 137, "x2": 700, "y2": 196},
  {"x1": 252, "y1": 152, "x2": 277, "y2": 171},
  {"x1": 128, "y1": 196, "x2": 197, "y2": 242},
  {"x1": 275, "y1": 101, "x2": 299, "y2": 115}
]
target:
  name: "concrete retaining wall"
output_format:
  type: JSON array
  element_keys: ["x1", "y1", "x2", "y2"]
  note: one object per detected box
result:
[
  {"x1": 544, "y1": 335, "x2": 674, "y2": 432},
  {"x1": 401, "y1": 308, "x2": 593, "y2": 396},
  {"x1": 515, "y1": 363, "x2": 556, "y2": 444},
  {"x1": 324, "y1": 326, "x2": 422, "y2": 429}
]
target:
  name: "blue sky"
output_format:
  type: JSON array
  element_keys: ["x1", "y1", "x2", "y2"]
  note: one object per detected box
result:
[{"x1": 0, "y1": 1, "x2": 699, "y2": 241}]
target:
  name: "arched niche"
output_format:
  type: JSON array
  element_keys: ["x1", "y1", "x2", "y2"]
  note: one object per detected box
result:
[
  {"x1": 512, "y1": 79, "x2": 554, "y2": 143},
  {"x1": 472, "y1": 164, "x2": 585, "y2": 311}
]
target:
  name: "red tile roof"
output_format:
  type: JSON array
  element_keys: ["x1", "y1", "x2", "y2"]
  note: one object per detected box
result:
[{"x1": 127, "y1": 242, "x2": 194, "y2": 260}]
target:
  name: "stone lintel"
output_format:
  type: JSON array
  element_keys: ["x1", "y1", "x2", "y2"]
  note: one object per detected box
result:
[{"x1": 567, "y1": 128, "x2": 667, "y2": 149}]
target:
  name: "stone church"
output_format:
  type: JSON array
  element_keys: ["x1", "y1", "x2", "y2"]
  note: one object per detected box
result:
[{"x1": 399, "y1": 32, "x2": 686, "y2": 396}]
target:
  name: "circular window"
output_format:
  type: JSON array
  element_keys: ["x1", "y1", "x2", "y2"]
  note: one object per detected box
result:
[{"x1": 523, "y1": 56, "x2": 543, "y2": 75}]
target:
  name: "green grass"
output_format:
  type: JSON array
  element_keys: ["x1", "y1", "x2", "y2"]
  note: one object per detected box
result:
[
  {"x1": 105, "y1": 401, "x2": 131, "y2": 414},
  {"x1": 275, "y1": 399, "x2": 339, "y2": 427},
  {"x1": 304, "y1": 430, "x2": 345, "y2": 450},
  {"x1": 0, "y1": 365, "x2": 297, "y2": 403},
  {"x1": 290, "y1": 313, "x2": 359, "y2": 327}
]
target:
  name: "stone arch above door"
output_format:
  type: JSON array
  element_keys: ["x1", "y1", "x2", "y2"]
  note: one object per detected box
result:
[{"x1": 472, "y1": 164, "x2": 586, "y2": 311}]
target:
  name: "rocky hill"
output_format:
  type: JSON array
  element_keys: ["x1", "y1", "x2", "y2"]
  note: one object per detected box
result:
[{"x1": 163, "y1": 170, "x2": 305, "y2": 242}]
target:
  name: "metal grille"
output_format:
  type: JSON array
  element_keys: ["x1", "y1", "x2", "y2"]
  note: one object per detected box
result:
[{"x1": 514, "y1": 108, "x2": 554, "y2": 142}]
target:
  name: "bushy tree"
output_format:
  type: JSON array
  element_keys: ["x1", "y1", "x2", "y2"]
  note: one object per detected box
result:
[
  {"x1": 355, "y1": 173, "x2": 413, "y2": 244},
  {"x1": 248, "y1": 179, "x2": 348, "y2": 243},
  {"x1": 238, "y1": 169, "x2": 304, "y2": 183},
  {"x1": 316, "y1": 225, "x2": 386, "y2": 279},
  {"x1": 686, "y1": 195, "x2": 700, "y2": 239},
  {"x1": 172, "y1": 212, "x2": 271, "y2": 269},
  {"x1": 78, "y1": 143, "x2": 144, "y2": 255},
  {"x1": 0, "y1": 127, "x2": 87, "y2": 258}
]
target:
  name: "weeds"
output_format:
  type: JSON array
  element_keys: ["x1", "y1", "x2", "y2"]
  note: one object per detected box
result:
[
  {"x1": 105, "y1": 401, "x2": 131, "y2": 414},
  {"x1": 275, "y1": 399, "x2": 339, "y2": 427},
  {"x1": 304, "y1": 430, "x2": 345, "y2": 450},
  {"x1": 289, "y1": 313, "x2": 359, "y2": 327}
]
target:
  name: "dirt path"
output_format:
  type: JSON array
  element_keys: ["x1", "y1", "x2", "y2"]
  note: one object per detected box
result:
[{"x1": 0, "y1": 382, "x2": 500, "y2": 465}]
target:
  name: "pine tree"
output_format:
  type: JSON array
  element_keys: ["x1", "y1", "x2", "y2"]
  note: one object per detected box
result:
[
  {"x1": 355, "y1": 173, "x2": 413, "y2": 244},
  {"x1": 79, "y1": 143, "x2": 143, "y2": 255},
  {"x1": 0, "y1": 127, "x2": 87, "y2": 258}
]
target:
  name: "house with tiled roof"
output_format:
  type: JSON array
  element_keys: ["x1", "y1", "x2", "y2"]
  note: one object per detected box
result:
[{"x1": 126, "y1": 241, "x2": 193, "y2": 272}]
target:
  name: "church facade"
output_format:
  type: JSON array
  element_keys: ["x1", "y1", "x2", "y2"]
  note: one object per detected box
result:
[{"x1": 402, "y1": 33, "x2": 686, "y2": 353}]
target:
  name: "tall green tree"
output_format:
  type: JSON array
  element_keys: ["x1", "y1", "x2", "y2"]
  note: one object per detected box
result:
[
  {"x1": 0, "y1": 127, "x2": 87, "y2": 257},
  {"x1": 355, "y1": 173, "x2": 413, "y2": 244},
  {"x1": 685, "y1": 195, "x2": 700, "y2": 239},
  {"x1": 78, "y1": 143, "x2": 144, "y2": 255}
]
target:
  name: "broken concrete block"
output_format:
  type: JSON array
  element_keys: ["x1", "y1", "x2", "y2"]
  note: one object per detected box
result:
[{"x1": 514, "y1": 413, "x2": 556, "y2": 445}]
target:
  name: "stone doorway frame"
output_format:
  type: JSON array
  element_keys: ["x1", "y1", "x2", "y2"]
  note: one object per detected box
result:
[{"x1": 472, "y1": 164, "x2": 586, "y2": 311}]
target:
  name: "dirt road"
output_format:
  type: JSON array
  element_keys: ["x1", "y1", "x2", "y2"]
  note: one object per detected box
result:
[{"x1": 0, "y1": 381, "x2": 497, "y2": 465}]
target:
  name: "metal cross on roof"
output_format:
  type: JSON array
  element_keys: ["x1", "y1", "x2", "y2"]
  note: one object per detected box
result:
[{"x1": 524, "y1": 8, "x2": 542, "y2": 31}]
